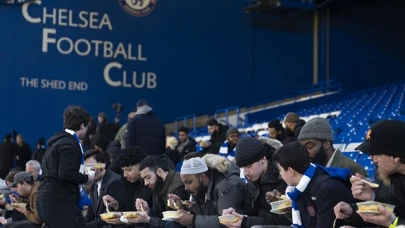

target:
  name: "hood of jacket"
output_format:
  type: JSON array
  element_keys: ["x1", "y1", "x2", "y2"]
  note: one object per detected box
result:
[
  {"x1": 203, "y1": 154, "x2": 240, "y2": 177},
  {"x1": 47, "y1": 131, "x2": 75, "y2": 147}
]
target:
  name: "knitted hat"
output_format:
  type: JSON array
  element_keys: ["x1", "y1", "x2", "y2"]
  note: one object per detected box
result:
[
  {"x1": 180, "y1": 157, "x2": 208, "y2": 175},
  {"x1": 10, "y1": 172, "x2": 34, "y2": 187},
  {"x1": 298, "y1": 117, "x2": 333, "y2": 141},
  {"x1": 235, "y1": 137, "x2": 267, "y2": 167},
  {"x1": 226, "y1": 128, "x2": 240, "y2": 138}
]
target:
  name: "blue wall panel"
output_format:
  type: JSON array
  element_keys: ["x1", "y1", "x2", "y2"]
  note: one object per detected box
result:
[{"x1": 328, "y1": 0, "x2": 405, "y2": 90}]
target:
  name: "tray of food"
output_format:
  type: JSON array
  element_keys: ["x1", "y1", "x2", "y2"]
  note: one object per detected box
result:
[
  {"x1": 162, "y1": 211, "x2": 183, "y2": 221},
  {"x1": 218, "y1": 215, "x2": 240, "y2": 224},
  {"x1": 122, "y1": 211, "x2": 146, "y2": 218},
  {"x1": 270, "y1": 198, "x2": 292, "y2": 210},
  {"x1": 357, "y1": 201, "x2": 395, "y2": 214}
]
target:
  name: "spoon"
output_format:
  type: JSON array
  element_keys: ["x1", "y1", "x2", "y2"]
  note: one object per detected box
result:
[{"x1": 351, "y1": 176, "x2": 379, "y2": 188}]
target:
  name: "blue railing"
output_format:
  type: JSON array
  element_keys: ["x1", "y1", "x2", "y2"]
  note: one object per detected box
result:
[
  {"x1": 172, "y1": 80, "x2": 342, "y2": 133},
  {"x1": 175, "y1": 115, "x2": 196, "y2": 136},
  {"x1": 214, "y1": 106, "x2": 240, "y2": 128}
]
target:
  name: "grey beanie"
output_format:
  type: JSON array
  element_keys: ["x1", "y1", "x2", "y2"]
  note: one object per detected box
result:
[
  {"x1": 235, "y1": 137, "x2": 267, "y2": 167},
  {"x1": 298, "y1": 117, "x2": 334, "y2": 141},
  {"x1": 226, "y1": 127, "x2": 240, "y2": 138}
]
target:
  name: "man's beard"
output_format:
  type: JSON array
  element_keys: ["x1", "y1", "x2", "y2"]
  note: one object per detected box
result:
[
  {"x1": 188, "y1": 183, "x2": 207, "y2": 200},
  {"x1": 152, "y1": 175, "x2": 165, "y2": 194},
  {"x1": 310, "y1": 146, "x2": 328, "y2": 166}
]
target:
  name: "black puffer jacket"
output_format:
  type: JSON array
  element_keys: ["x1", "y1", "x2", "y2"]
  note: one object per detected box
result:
[
  {"x1": 124, "y1": 111, "x2": 165, "y2": 155},
  {"x1": 106, "y1": 140, "x2": 122, "y2": 175},
  {"x1": 37, "y1": 131, "x2": 88, "y2": 204}
]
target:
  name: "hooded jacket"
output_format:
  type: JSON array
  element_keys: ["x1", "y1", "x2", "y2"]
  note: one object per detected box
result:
[
  {"x1": 37, "y1": 131, "x2": 88, "y2": 204},
  {"x1": 191, "y1": 154, "x2": 246, "y2": 228}
]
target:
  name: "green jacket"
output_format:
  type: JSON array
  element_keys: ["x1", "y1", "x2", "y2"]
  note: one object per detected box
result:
[{"x1": 329, "y1": 149, "x2": 368, "y2": 177}]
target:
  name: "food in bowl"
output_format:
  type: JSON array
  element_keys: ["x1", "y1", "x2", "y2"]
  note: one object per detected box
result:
[
  {"x1": 100, "y1": 212, "x2": 121, "y2": 221},
  {"x1": 162, "y1": 211, "x2": 183, "y2": 219},
  {"x1": 270, "y1": 199, "x2": 292, "y2": 210},
  {"x1": 94, "y1": 163, "x2": 106, "y2": 169},
  {"x1": 218, "y1": 215, "x2": 239, "y2": 224},
  {"x1": 11, "y1": 203, "x2": 27, "y2": 209},
  {"x1": 357, "y1": 201, "x2": 395, "y2": 213},
  {"x1": 122, "y1": 211, "x2": 145, "y2": 218}
]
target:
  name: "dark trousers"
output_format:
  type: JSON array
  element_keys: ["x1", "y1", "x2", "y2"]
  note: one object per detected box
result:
[{"x1": 36, "y1": 201, "x2": 86, "y2": 228}]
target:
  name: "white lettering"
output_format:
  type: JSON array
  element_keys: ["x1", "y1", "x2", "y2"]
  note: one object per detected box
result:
[
  {"x1": 89, "y1": 12, "x2": 98, "y2": 29},
  {"x1": 43, "y1": 7, "x2": 56, "y2": 25},
  {"x1": 20, "y1": 77, "x2": 39, "y2": 88},
  {"x1": 41, "y1": 79, "x2": 66, "y2": 90},
  {"x1": 42, "y1": 28, "x2": 56, "y2": 53},
  {"x1": 75, "y1": 39, "x2": 91, "y2": 56},
  {"x1": 113, "y1": 43, "x2": 127, "y2": 59},
  {"x1": 147, "y1": 73, "x2": 157, "y2": 89},
  {"x1": 58, "y1": 9, "x2": 68, "y2": 26},
  {"x1": 22, "y1": 0, "x2": 41, "y2": 23},
  {"x1": 104, "y1": 62, "x2": 122, "y2": 87},
  {"x1": 138, "y1": 44, "x2": 147, "y2": 61},
  {"x1": 100, "y1": 14, "x2": 113, "y2": 31},
  {"x1": 57, "y1": 37, "x2": 74, "y2": 55},
  {"x1": 104, "y1": 41, "x2": 114, "y2": 58},
  {"x1": 91, "y1": 40, "x2": 103, "y2": 57},
  {"x1": 68, "y1": 81, "x2": 88, "y2": 91},
  {"x1": 78, "y1": 11, "x2": 88, "y2": 28},
  {"x1": 103, "y1": 62, "x2": 157, "y2": 89},
  {"x1": 68, "y1": 10, "x2": 78, "y2": 27},
  {"x1": 122, "y1": 71, "x2": 132, "y2": 88},
  {"x1": 128, "y1": 44, "x2": 137, "y2": 61}
]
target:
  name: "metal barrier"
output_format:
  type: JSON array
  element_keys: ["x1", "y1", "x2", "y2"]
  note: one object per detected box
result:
[
  {"x1": 175, "y1": 115, "x2": 196, "y2": 136},
  {"x1": 214, "y1": 106, "x2": 240, "y2": 127}
]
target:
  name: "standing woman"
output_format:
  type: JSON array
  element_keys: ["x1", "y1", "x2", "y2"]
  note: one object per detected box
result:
[{"x1": 36, "y1": 106, "x2": 95, "y2": 228}]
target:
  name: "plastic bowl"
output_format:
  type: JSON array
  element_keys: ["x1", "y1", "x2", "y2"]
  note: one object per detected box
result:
[
  {"x1": 357, "y1": 201, "x2": 395, "y2": 214},
  {"x1": 162, "y1": 211, "x2": 183, "y2": 219},
  {"x1": 270, "y1": 199, "x2": 292, "y2": 210},
  {"x1": 218, "y1": 215, "x2": 239, "y2": 224}
]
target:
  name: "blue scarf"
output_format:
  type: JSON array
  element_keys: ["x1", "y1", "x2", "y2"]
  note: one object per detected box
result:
[
  {"x1": 219, "y1": 141, "x2": 236, "y2": 161},
  {"x1": 286, "y1": 163, "x2": 350, "y2": 228},
  {"x1": 64, "y1": 129, "x2": 84, "y2": 173}
]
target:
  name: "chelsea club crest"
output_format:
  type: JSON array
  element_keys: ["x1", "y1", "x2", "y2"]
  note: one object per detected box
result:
[{"x1": 118, "y1": 0, "x2": 157, "y2": 17}]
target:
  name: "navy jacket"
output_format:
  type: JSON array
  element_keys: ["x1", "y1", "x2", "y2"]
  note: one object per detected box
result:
[{"x1": 124, "y1": 111, "x2": 165, "y2": 155}]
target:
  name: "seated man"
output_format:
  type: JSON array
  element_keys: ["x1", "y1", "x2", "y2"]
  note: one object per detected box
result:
[
  {"x1": 225, "y1": 142, "x2": 355, "y2": 228},
  {"x1": 170, "y1": 154, "x2": 246, "y2": 228},
  {"x1": 25, "y1": 161, "x2": 41, "y2": 181},
  {"x1": 127, "y1": 155, "x2": 189, "y2": 228},
  {"x1": 334, "y1": 120, "x2": 405, "y2": 227},
  {"x1": 103, "y1": 146, "x2": 153, "y2": 226},
  {"x1": 83, "y1": 150, "x2": 127, "y2": 228},
  {"x1": 228, "y1": 137, "x2": 290, "y2": 227},
  {"x1": 8, "y1": 172, "x2": 42, "y2": 228}
]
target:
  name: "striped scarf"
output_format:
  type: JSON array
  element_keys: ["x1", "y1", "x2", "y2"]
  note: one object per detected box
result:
[
  {"x1": 219, "y1": 141, "x2": 236, "y2": 161},
  {"x1": 286, "y1": 163, "x2": 316, "y2": 228}
]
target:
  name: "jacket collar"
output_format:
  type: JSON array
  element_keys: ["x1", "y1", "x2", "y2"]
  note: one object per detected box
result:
[{"x1": 159, "y1": 170, "x2": 176, "y2": 197}]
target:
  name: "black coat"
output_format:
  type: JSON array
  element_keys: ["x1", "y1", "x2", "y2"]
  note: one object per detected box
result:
[
  {"x1": 124, "y1": 111, "x2": 165, "y2": 155},
  {"x1": 106, "y1": 141, "x2": 122, "y2": 175},
  {"x1": 0, "y1": 141, "x2": 17, "y2": 179},
  {"x1": 241, "y1": 163, "x2": 291, "y2": 227},
  {"x1": 98, "y1": 121, "x2": 120, "y2": 142},
  {"x1": 123, "y1": 179, "x2": 153, "y2": 212},
  {"x1": 295, "y1": 168, "x2": 355, "y2": 228},
  {"x1": 32, "y1": 147, "x2": 46, "y2": 165},
  {"x1": 37, "y1": 131, "x2": 88, "y2": 204},
  {"x1": 85, "y1": 169, "x2": 127, "y2": 228},
  {"x1": 205, "y1": 124, "x2": 229, "y2": 154},
  {"x1": 15, "y1": 142, "x2": 32, "y2": 169}
]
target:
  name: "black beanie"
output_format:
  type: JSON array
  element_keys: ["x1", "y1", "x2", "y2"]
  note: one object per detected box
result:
[{"x1": 235, "y1": 137, "x2": 268, "y2": 167}]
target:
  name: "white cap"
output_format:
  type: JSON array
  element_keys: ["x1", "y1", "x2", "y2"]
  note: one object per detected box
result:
[{"x1": 180, "y1": 157, "x2": 208, "y2": 175}]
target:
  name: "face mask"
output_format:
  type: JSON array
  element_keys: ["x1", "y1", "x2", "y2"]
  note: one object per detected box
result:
[{"x1": 310, "y1": 145, "x2": 328, "y2": 166}]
